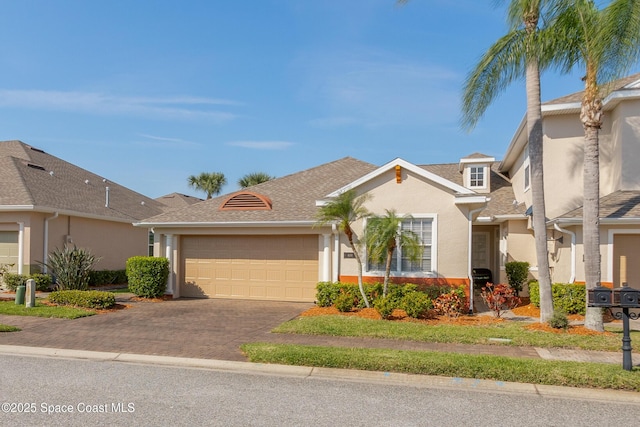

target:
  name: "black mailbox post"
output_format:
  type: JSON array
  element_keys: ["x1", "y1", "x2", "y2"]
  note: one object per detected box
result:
[{"x1": 588, "y1": 283, "x2": 640, "y2": 371}]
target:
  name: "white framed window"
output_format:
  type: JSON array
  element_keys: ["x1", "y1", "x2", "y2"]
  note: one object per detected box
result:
[
  {"x1": 148, "y1": 231, "x2": 154, "y2": 256},
  {"x1": 365, "y1": 215, "x2": 436, "y2": 276},
  {"x1": 468, "y1": 165, "x2": 486, "y2": 188}
]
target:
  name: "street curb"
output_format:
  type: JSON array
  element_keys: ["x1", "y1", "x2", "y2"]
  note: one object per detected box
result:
[{"x1": 0, "y1": 344, "x2": 638, "y2": 403}]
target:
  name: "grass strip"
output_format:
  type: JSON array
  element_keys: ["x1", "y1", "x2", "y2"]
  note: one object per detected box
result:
[
  {"x1": 274, "y1": 315, "x2": 637, "y2": 352},
  {"x1": 0, "y1": 300, "x2": 95, "y2": 319},
  {"x1": 0, "y1": 324, "x2": 20, "y2": 332},
  {"x1": 242, "y1": 342, "x2": 640, "y2": 391}
]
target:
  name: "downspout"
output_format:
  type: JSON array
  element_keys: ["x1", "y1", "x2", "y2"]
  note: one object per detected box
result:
[
  {"x1": 332, "y1": 223, "x2": 339, "y2": 282},
  {"x1": 467, "y1": 206, "x2": 486, "y2": 313},
  {"x1": 554, "y1": 223, "x2": 576, "y2": 283},
  {"x1": 43, "y1": 212, "x2": 59, "y2": 274},
  {"x1": 17, "y1": 222, "x2": 24, "y2": 275}
]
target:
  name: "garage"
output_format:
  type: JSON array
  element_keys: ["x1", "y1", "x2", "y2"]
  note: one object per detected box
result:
[
  {"x1": 613, "y1": 234, "x2": 640, "y2": 287},
  {"x1": 181, "y1": 235, "x2": 319, "y2": 301},
  {"x1": 0, "y1": 231, "x2": 18, "y2": 272}
]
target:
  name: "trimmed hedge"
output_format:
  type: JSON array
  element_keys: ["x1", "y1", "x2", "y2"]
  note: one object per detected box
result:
[
  {"x1": 529, "y1": 282, "x2": 586, "y2": 315},
  {"x1": 3, "y1": 273, "x2": 52, "y2": 292},
  {"x1": 49, "y1": 290, "x2": 116, "y2": 309},
  {"x1": 126, "y1": 256, "x2": 169, "y2": 298},
  {"x1": 88, "y1": 269, "x2": 127, "y2": 286}
]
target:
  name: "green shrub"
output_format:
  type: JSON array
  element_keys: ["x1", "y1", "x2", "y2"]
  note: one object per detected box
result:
[
  {"x1": 315, "y1": 282, "x2": 382, "y2": 309},
  {"x1": 316, "y1": 282, "x2": 342, "y2": 307},
  {"x1": 373, "y1": 295, "x2": 396, "y2": 319},
  {"x1": 3, "y1": 273, "x2": 27, "y2": 291},
  {"x1": 126, "y1": 256, "x2": 169, "y2": 298},
  {"x1": 49, "y1": 290, "x2": 116, "y2": 309},
  {"x1": 334, "y1": 292, "x2": 355, "y2": 312},
  {"x1": 30, "y1": 273, "x2": 53, "y2": 292},
  {"x1": 529, "y1": 282, "x2": 586, "y2": 315},
  {"x1": 421, "y1": 284, "x2": 465, "y2": 301},
  {"x1": 400, "y1": 292, "x2": 432, "y2": 318},
  {"x1": 42, "y1": 245, "x2": 99, "y2": 290},
  {"x1": 548, "y1": 311, "x2": 570, "y2": 330},
  {"x1": 89, "y1": 270, "x2": 128, "y2": 286},
  {"x1": 505, "y1": 261, "x2": 529, "y2": 295}
]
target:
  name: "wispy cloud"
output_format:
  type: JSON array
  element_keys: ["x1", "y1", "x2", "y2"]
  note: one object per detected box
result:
[
  {"x1": 227, "y1": 141, "x2": 294, "y2": 150},
  {"x1": 0, "y1": 89, "x2": 240, "y2": 122},
  {"x1": 135, "y1": 133, "x2": 202, "y2": 148},
  {"x1": 295, "y1": 49, "x2": 461, "y2": 128}
]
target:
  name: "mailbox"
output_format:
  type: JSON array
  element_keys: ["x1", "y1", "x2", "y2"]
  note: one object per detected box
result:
[
  {"x1": 587, "y1": 286, "x2": 612, "y2": 307},
  {"x1": 613, "y1": 284, "x2": 640, "y2": 308}
]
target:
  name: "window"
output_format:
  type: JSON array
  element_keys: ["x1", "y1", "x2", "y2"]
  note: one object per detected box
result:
[
  {"x1": 366, "y1": 217, "x2": 434, "y2": 274},
  {"x1": 523, "y1": 146, "x2": 531, "y2": 191},
  {"x1": 469, "y1": 166, "x2": 485, "y2": 188},
  {"x1": 148, "y1": 231, "x2": 154, "y2": 256}
]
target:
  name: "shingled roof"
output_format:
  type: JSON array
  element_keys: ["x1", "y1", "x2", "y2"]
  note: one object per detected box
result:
[
  {"x1": 155, "y1": 193, "x2": 203, "y2": 210},
  {"x1": 544, "y1": 72, "x2": 640, "y2": 106},
  {"x1": 139, "y1": 157, "x2": 378, "y2": 224},
  {"x1": 559, "y1": 191, "x2": 640, "y2": 220},
  {"x1": 0, "y1": 140, "x2": 167, "y2": 222}
]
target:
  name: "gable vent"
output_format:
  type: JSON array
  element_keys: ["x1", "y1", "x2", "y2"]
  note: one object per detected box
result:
[{"x1": 219, "y1": 192, "x2": 272, "y2": 211}]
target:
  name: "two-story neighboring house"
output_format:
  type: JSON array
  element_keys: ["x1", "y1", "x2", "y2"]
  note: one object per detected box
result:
[{"x1": 499, "y1": 72, "x2": 640, "y2": 289}]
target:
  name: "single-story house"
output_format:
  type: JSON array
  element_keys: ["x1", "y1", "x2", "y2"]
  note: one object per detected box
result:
[{"x1": 0, "y1": 140, "x2": 169, "y2": 274}]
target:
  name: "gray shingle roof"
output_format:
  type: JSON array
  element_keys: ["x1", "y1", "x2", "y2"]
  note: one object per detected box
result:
[
  {"x1": 155, "y1": 193, "x2": 203, "y2": 210},
  {"x1": 140, "y1": 157, "x2": 378, "y2": 224},
  {"x1": 0, "y1": 140, "x2": 167, "y2": 221},
  {"x1": 545, "y1": 72, "x2": 640, "y2": 106}
]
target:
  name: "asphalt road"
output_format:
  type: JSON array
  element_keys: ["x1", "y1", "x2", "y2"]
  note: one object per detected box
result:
[{"x1": 1, "y1": 354, "x2": 639, "y2": 427}]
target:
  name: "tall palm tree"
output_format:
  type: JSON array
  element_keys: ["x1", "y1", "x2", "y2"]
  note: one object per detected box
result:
[
  {"x1": 315, "y1": 189, "x2": 372, "y2": 307},
  {"x1": 238, "y1": 172, "x2": 275, "y2": 188},
  {"x1": 549, "y1": 0, "x2": 640, "y2": 331},
  {"x1": 187, "y1": 172, "x2": 227, "y2": 199},
  {"x1": 365, "y1": 210, "x2": 423, "y2": 297},
  {"x1": 461, "y1": 0, "x2": 556, "y2": 322}
]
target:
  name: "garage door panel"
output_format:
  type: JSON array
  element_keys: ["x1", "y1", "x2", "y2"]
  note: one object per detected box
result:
[{"x1": 182, "y1": 235, "x2": 318, "y2": 301}]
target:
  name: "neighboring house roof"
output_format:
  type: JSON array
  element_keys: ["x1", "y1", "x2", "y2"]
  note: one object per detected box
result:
[
  {"x1": 544, "y1": 72, "x2": 640, "y2": 107},
  {"x1": 557, "y1": 191, "x2": 640, "y2": 223},
  {"x1": 0, "y1": 140, "x2": 167, "y2": 222},
  {"x1": 138, "y1": 157, "x2": 378, "y2": 225},
  {"x1": 155, "y1": 193, "x2": 203, "y2": 210}
]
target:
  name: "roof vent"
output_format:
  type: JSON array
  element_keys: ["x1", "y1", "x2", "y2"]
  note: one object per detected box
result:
[
  {"x1": 28, "y1": 146, "x2": 45, "y2": 154},
  {"x1": 26, "y1": 163, "x2": 46, "y2": 171},
  {"x1": 220, "y1": 192, "x2": 272, "y2": 211}
]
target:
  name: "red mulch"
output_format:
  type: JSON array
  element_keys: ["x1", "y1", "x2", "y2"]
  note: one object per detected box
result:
[{"x1": 301, "y1": 304, "x2": 614, "y2": 335}]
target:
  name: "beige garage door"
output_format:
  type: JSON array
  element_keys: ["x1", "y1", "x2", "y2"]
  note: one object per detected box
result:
[
  {"x1": 613, "y1": 234, "x2": 640, "y2": 287},
  {"x1": 0, "y1": 231, "x2": 18, "y2": 272},
  {"x1": 181, "y1": 235, "x2": 319, "y2": 301}
]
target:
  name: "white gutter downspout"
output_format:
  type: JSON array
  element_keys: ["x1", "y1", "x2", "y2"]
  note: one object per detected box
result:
[
  {"x1": 43, "y1": 212, "x2": 59, "y2": 274},
  {"x1": 554, "y1": 223, "x2": 576, "y2": 283},
  {"x1": 17, "y1": 222, "x2": 24, "y2": 275},
  {"x1": 332, "y1": 223, "x2": 339, "y2": 282},
  {"x1": 468, "y1": 206, "x2": 486, "y2": 313}
]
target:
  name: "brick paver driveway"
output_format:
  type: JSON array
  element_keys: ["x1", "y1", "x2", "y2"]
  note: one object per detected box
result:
[{"x1": 0, "y1": 298, "x2": 313, "y2": 361}]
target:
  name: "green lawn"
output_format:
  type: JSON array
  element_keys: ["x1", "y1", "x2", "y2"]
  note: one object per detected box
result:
[
  {"x1": 0, "y1": 324, "x2": 20, "y2": 332},
  {"x1": 273, "y1": 315, "x2": 638, "y2": 352},
  {"x1": 242, "y1": 343, "x2": 640, "y2": 391},
  {"x1": 0, "y1": 300, "x2": 96, "y2": 319}
]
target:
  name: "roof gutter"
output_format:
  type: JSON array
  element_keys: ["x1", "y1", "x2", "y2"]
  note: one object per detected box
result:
[
  {"x1": 0, "y1": 205, "x2": 144, "y2": 224},
  {"x1": 133, "y1": 220, "x2": 318, "y2": 228}
]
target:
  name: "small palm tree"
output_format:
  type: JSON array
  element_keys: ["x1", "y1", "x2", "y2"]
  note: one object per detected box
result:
[
  {"x1": 187, "y1": 172, "x2": 227, "y2": 199},
  {"x1": 238, "y1": 172, "x2": 275, "y2": 188},
  {"x1": 365, "y1": 210, "x2": 423, "y2": 297},
  {"x1": 315, "y1": 189, "x2": 372, "y2": 308}
]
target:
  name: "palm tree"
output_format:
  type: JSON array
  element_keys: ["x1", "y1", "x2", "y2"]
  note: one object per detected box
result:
[
  {"x1": 461, "y1": 0, "x2": 556, "y2": 322},
  {"x1": 315, "y1": 189, "x2": 372, "y2": 308},
  {"x1": 365, "y1": 210, "x2": 423, "y2": 297},
  {"x1": 238, "y1": 172, "x2": 275, "y2": 188},
  {"x1": 548, "y1": 0, "x2": 640, "y2": 331},
  {"x1": 187, "y1": 172, "x2": 227, "y2": 199}
]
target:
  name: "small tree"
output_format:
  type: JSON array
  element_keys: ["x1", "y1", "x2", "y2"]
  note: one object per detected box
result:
[
  {"x1": 505, "y1": 261, "x2": 529, "y2": 296},
  {"x1": 41, "y1": 245, "x2": 100, "y2": 290},
  {"x1": 315, "y1": 189, "x2": 372, "y2": 308},
  {"x1": 480, "y1": 283, "x2": 521, "y2": 318},
  {"x1": 365, "y1": 210, "x2": 423, "y2": 297}
]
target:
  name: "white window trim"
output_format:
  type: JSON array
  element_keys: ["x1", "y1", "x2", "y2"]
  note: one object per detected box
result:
[
  {"x1": 523, "y1": 147, "x2": 531, "y2": 192},
  {"x1": 466, "y1": 164, "x2": 488, "y2": 190},
  {"x1": 364, "y1": 214, "x2": 438, "y2": 278}
]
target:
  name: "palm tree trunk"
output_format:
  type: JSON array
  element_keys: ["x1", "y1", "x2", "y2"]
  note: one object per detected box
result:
[
  {"x1": 383, "y1": 249, "x2": 393, "y2": 297},
  {"x1": 352, "y1": 248, "x2": 370, "y2": 308},
  {"x1": 526, "y1": 53, "x2": 554, "y2": 323},
  {"x1": 582, "y1": 68, "x2": 604, "y2": 332}
]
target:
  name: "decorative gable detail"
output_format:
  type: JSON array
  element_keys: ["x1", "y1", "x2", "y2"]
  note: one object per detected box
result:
[{"x1": 219, "y1": 191, "x2": 272, "y2": 211}]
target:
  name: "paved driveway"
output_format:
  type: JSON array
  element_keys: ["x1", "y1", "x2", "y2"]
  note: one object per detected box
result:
[{"x1": 0, "y1": 298, "x2": 313, "y2": 361}]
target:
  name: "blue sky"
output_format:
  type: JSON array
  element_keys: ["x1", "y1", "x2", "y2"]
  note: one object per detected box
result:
[{"x1": 0, "y1": 0, "x2": 592, "y2": 198}]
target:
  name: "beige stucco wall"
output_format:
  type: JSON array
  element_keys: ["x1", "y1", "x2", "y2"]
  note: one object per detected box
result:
[
  {"x1": 614, "y1": 100, "x2": 640, "y2": 191},
  {"x1": 338, "y1": 169, "x2": 471, "y2": 280}
]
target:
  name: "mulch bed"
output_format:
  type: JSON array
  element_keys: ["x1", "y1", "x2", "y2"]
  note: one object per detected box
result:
[{"x1": 301, "y1": 304, "x2": 614, "y2": 335}]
